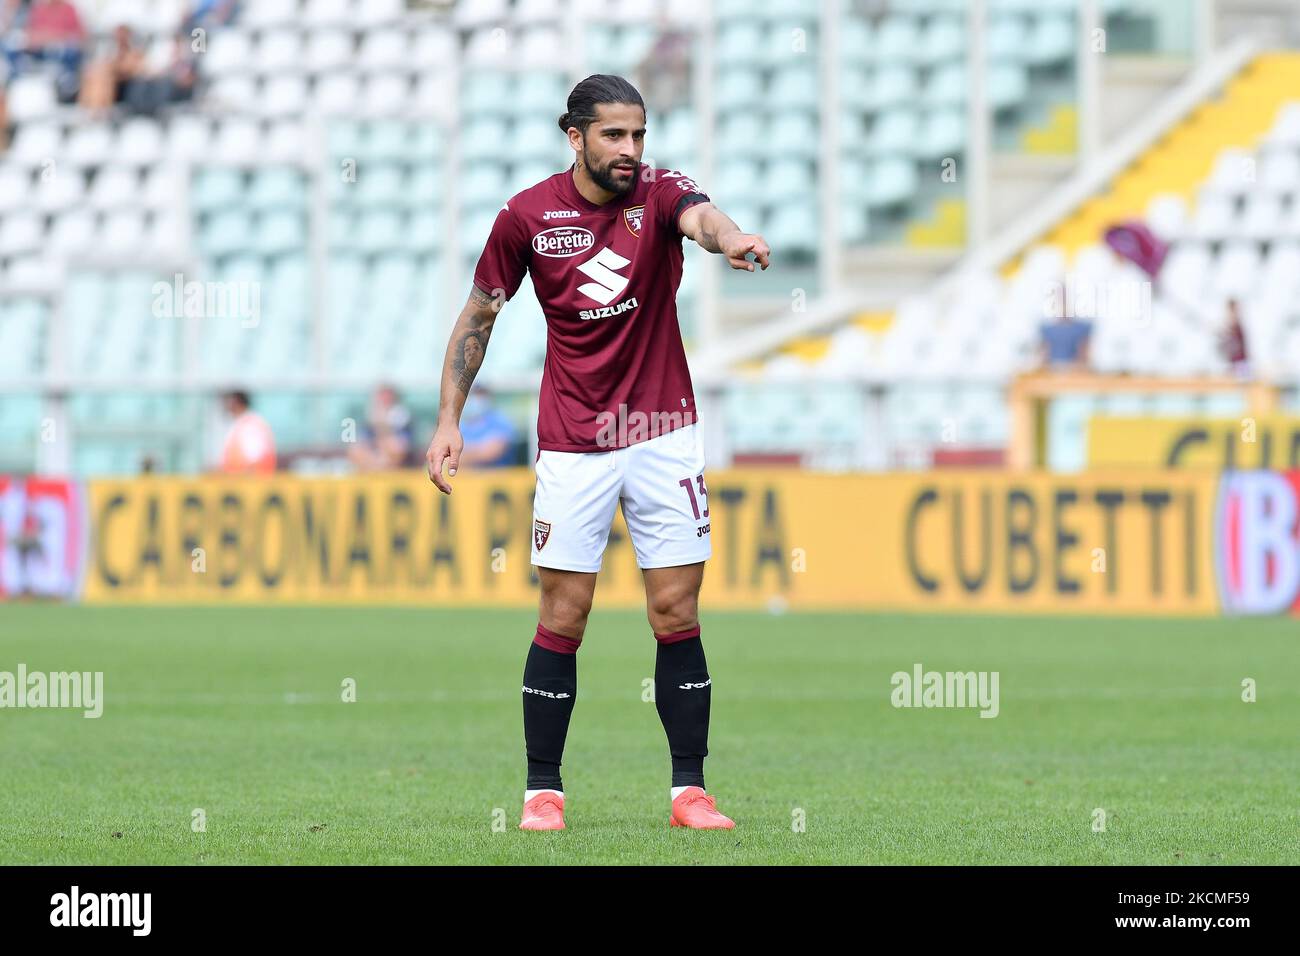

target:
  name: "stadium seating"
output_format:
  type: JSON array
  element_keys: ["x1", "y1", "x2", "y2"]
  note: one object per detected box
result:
[
  {"x1": 749, "y1": 54, "x2": 1300, "y2": 465},
  {"x1": 0, "y1": 0, "x2": 1198, "y2": 473}
]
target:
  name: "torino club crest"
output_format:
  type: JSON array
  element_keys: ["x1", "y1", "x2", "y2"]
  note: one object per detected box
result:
[
  {"x1": 624, "y1": 205, "x2": 644, "y2": 237},
  {"x1": 533, "y1": 520, "x2": 551, "y2": 551}
]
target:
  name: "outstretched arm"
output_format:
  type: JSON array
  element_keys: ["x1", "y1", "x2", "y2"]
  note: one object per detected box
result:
[
  {"x1": 678, "y1": 202, "x2": 772, "y2": 271},
  {"x1": 425, "y1": 285, "x2": 502, "y2": 493}
]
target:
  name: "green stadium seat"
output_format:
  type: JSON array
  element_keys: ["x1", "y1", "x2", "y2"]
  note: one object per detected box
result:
[
  {"x1": 874, "y1": 15, "x2": 923, "y2": 64},
  {"x1": 192, "y1": 168, "x2": 245, "y2": 211},
  {"x1": 1026, "y1": 15, "x2": 1076, "y2": 66},
  {"x1": 768, "y1": 112, "x2": 819, "y2": 160},
  {"x1": 868, "y1": 109, "x2": 921, "y2": 156},
  {"x1": 864, "y1": 157, "x2": 920, "y2": 206},
  {"x1": 769, "y1": 66, "x2": 819, "y2": 110},
  {"x1": 715, "y1": 22, "x2": 764, "y2": 67},
  {"x1": 246, "y1": 168, "x2": 307, "y2": 210},
  {"x1": 868, "y1": 66, "x2": 920, "y2": 110}
]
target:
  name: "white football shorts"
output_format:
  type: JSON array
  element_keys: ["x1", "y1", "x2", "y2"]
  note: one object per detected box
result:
[{"x1": 531, "y1": 422, "x2": 713, "y2": 572}]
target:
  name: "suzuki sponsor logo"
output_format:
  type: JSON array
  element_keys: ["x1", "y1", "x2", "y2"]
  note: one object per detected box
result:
[
  {"x1": 533, "y1": 226, "x2": 594, "y2": 258},
  {"x1": 576, "y1": 246, "x2": 631, "y2": 304},
  {"x1": 579, "y1": 297, "x2": 638, "y2": 321},
  {"x1": 543, "y1": 210, "x2": 580, "y2": 220}
]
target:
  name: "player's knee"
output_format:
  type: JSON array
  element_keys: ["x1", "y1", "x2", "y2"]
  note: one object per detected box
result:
[
  {"x1": 539, "y1": 590, "x2": 592, "y2": 639},
  {"x1": 647, "y1": 590, "x2": 698, "y2": 635}
]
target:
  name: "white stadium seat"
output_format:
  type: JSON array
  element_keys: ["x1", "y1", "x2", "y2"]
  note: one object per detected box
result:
[
  {"x1": 89, "y1": 167, "x2": 141, "y2": 211},
  {"x1": 6, "y1": 76, "x2": 58, "y2": 123},
  {"x1": 243, "y1": 0, "x2": 299, "y2": 29},
  {"x1": 304, "y1": 0, "x2": 354, "y2": 28},
  {"x1": 306, "y1": 30, "x2": 354, "y2": 72},
  {"x1": 257, "y1": 29, "x2": 305, "y2": 74},
  {"x1": 117, "y1": 118, "x2": 165, "y2": 165},
  {"x1": 357, "y1": 29, "x2": 410, "y2": 71}
]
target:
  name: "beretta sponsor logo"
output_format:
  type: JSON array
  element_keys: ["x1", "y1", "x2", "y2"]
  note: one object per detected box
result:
[{"x1": 533, "y1": 226, "x2": 595, "y2": 258}]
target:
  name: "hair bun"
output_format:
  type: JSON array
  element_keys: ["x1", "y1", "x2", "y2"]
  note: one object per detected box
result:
[{"x1": 557, "y1": 112, "x2": 570, "y2": 132}]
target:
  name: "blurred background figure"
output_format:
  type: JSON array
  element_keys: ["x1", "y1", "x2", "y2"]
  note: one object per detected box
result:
[
  {"x1": 4, "y1": 0, "x2": 85, "y2": 101},
  {"x1": 348, "y1": 384, "x2": 415, "y2": 472},
  {"x1": 182, "y1": 0, "x2": 240, "y2": 35},
  {"x1": 1221, "y1": 298, "x2": 1250, "y2": 379},
  {"x1": 636, "y1": 2, "x2": 691, "y2": 118},
  {"x1": 457, "y1": 387, "x2": 520, "y2": 470},
  {"x1": 1039, "y1": 312, "x2": 1092, "y2": 372},
  {"x1": 218, "y1": 390, "x2": 276, "y2": 475},
  {"x1": 77, "y1": 23, "x2": 143, "y2": 114}
]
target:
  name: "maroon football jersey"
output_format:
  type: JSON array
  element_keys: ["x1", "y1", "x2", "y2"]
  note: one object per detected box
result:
[{"x1": 473, "y1": 163, "x2": 709, "y2": 452}]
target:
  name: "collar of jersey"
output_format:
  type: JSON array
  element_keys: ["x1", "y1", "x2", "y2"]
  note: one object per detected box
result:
[{"x1": 562, "y1": 163, "x2": 639, "y2": 215}]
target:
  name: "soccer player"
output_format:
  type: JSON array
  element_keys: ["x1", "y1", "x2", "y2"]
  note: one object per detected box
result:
[{"x1": 425, "y1": 75, "x2": 770, "y2": 831}]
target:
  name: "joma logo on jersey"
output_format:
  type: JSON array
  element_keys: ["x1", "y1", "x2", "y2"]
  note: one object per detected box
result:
[
  {"x1": 533, "y1": 226, "x2": 594, "y2": 258},
  {"x1": 543, "y1": 210, "x2": 580, "y2": 221},
  {"x1": 580, "y1": 297, "x2": 638, "y2": 321}
]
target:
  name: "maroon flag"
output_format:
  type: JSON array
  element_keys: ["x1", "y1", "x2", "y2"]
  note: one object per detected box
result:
[{"x1": 1103, "y1": 221, "x2": 1169, "y2": 279}]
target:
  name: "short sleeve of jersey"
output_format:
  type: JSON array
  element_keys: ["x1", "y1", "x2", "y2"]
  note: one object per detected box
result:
[
  {"x1": 473, "y1": 203, "x2": 530, "y2": 301},
  {"x1": 648, "y1": 170, "x2": 710, "y2": 235}
]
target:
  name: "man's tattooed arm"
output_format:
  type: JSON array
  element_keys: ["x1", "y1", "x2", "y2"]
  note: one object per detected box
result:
[{"x1": 439, "y1": 286, "x2": 502, "y2": 424}]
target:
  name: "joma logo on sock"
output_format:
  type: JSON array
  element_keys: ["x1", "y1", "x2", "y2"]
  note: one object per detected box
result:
[
  {"x1": 522, "y1": 685, "x2": 571, "y2": 699},
  {"x1": 678, "y1": 679, "x2": 711, "y2": 690}
]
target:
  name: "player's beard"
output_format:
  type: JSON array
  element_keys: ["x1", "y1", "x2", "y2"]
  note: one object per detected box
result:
[{"x1": 583, "y1": 150, "x2": 637, "y2": 196}]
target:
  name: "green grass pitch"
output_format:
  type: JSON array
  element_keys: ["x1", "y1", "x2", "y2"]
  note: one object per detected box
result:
[{"x1": 1, "y1": 605, "x2": 1295, "y2": 865}]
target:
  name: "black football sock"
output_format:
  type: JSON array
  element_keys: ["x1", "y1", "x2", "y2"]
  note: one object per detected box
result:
[
  {"x1": 523, "y1": 624, "x2": 580, "y2": 792},
  {"x1": 653, "y1": 626, "x2": 709, "y2": 790}
]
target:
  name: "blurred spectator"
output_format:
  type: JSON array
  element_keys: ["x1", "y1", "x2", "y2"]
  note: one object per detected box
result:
[
  {"x1": 121, "y1": 32, "x2": 197, "y2": 116},
  {"x1": 0, "y1": 0, "x2": 25, "y2": 32},
  {"x1": 183, "y1": 0, "x2": 240, "y2": 34},
  {"x1": 78, "y1": 24, "x2": 145, "y2": 114},
  {"x1": 458, "y1": 387, "x2": 519, "y2": 469},
  {"x1": 0, "y1": 62, "x2": 8, "y2": 153},
  {"x1": 218, "y1": 390, "x2": 277, "y2": 475},
  {"x1": 1220, "y1": 298, "x2": 1250, "y2": 378},
  {"x1": 636, "y1": 2, "x2": 690, "y2": 117},
  {"x1": 348, "y1": 384, "x2": 415, "y2": 472},
  {"x1": 4, "y1": 0, "x2": 85, "y2": 101},
  {"x1": 1039, "y1": 313, "x2": 1092, "y2": 371}
]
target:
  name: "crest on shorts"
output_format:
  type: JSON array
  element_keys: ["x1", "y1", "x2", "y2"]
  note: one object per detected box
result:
[
  {"x1": 624, "y1": 205, "x2": 645, "y2": 237},
  {"x1": 533, "y1": 519, "x2": 551, "y2": 551}
]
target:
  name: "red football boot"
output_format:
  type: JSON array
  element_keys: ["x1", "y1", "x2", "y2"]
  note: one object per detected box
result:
[
  {"x1": 519, "y1": 791, "x2": 565, "y2": 831},
  {"x1": 669, "y1": 787, "x2": 735, "y2": 829}
]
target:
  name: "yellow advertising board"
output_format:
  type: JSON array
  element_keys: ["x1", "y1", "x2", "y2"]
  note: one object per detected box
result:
[
  {"x1": 1089, "y1": 416, "x2": 1300, "y2": 469},
  {"x1": 82, "y1": 470, "x2": 1220, "y2": 614}
]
